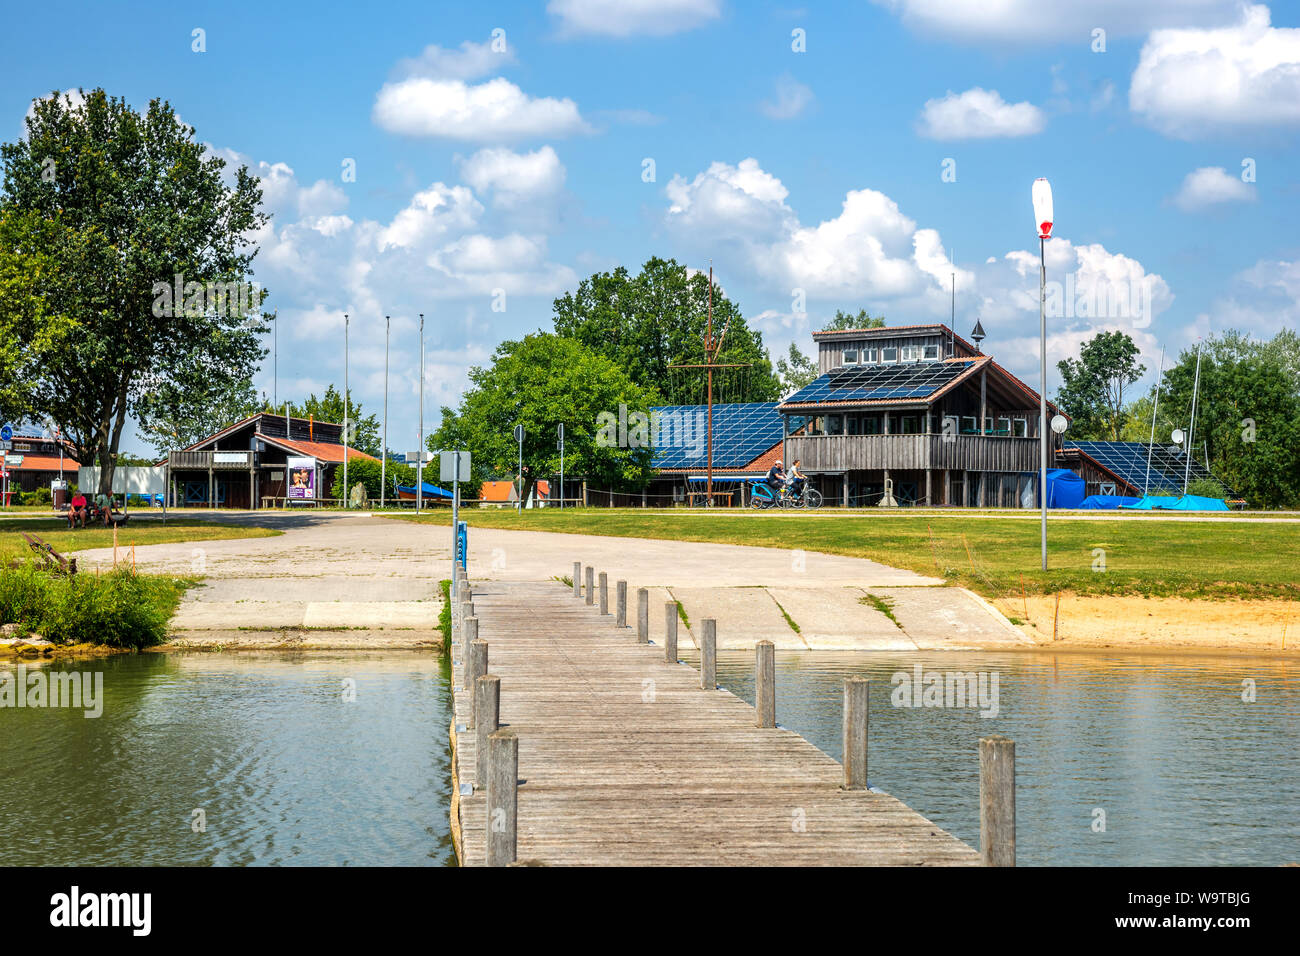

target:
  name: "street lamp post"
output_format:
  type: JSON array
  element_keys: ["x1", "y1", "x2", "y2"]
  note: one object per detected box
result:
[
  {"x1": 418, "y1": 313, "x2": 425, "y2": 514},
  {"x1": 1032, "y1": 178, "x2": 1054, "y2": 572},
  {"x1": 381, "y1": 315, "x2": 389, "y2": 509},
  {"x1": 343, "y1": 312, "x2": 349, "y2": 509}
]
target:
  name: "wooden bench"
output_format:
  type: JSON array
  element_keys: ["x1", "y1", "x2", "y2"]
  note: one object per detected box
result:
[
  {"x1": 20, "y1": 532, "x2": 77, "y2": 576},
  {"x1": 686, "y1": 490, "x2": 735, "y2": 507}
]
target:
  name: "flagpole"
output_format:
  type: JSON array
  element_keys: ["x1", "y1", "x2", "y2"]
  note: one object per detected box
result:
[
  {"x1": 381, "y1": 315, "x2": 389, "y2": 509},
  {"x1": 1143, "y1": 346, "x2": 1165, "y2": 496},
  {"x1": 1184, "y1": 341, "x2": 1202, "y2": 494},
  {"x1": 418, "y1": 313, "x2": 424, "y2": 514},
  {"x1": 343, "y1": 312, "x2": 350, "y2": 509}
]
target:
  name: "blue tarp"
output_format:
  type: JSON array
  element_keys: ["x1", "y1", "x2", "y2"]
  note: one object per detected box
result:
[
  {"x1": 395, "y1": 481, "x2": 453, "y2": 499},
  {"x1": 1168, "y1": 494, "x2": 1230, "y2": 511},
  {"x1": 1121, "y1": 495, "x2": 1176, "y2": 510},
  {"x1": 1045, "y1": 468, "x2": 1086, "y2": 509},
  {"x1": 1080, "y1": 494, "x2": 1141, "y2": 510}
]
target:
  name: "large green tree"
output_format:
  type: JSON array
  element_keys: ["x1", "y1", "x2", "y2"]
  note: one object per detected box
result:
[
  {"x1": 431, "y1": 334, "x2": 661, "y2": 505},
  {"x1": 821, "y1": 308, "x2": 885, "y2": 331},
  {"x1": 1055, "y1": 331, "x2": 1146, "y2": 440},
  {"x1": 0, "y1": 88, "x2": 269, "y2": 492},
  {"x1": 775, "y1": 342, "x2": 818, "y2": 393},
  {"x1": 1156, "y1": 330, "x2": 1300, "y2": 508},
  {"x1": 0, "y1": 210, "x2": 73, "y2": 423},
  {"x1": 551, "y1": 257, "x2": 780, "y2": 406},
  {"x1": 282, "y1": 384, "x2": 381, "y2": 456}
]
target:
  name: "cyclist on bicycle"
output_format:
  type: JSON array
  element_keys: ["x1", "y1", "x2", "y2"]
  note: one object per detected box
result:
[
  {"x1": 785, "y1": 460, "x2": 806, "y2": 500},
  {"x1": 765, "y1": 460, "x2": 785, "y2": 497}
]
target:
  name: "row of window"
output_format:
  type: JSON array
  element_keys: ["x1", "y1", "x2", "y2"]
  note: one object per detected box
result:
[
  {"x1": 842, "y1": 343, "x2": 942, "y2": 365},
  {"x1": 801, "y1": 414, "x2": 1030, "y2": 437}
]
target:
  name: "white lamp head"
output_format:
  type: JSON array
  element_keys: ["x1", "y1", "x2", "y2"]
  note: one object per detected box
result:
[
  {"x1": 1032, "y1": 178, "x2": 1054, "y2": 239},
  {"x1": 1171, "y1": 428, "x2": 1185, "y2": 445},
  {"x1": 1050, "y1": 414, "x2": 1068, "y2": 435}
]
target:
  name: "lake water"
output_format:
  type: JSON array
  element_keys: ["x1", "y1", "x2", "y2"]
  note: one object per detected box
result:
[
  {"x1": 687, "y1": 649, "x2": 1300, "y2": 866},
  {"x1": 0, "y1": 652, "x2": 455, "y2": 866},
  {"x1": 3, "y1": 648, "x2": 1296, "y2": 866}
]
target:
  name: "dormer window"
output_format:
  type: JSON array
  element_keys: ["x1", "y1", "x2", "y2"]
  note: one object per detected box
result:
[
  {"x1": 923, "y1": 345, "x2": 940, "y2": 361},
  {"x1": 901, "y1": 345, "x2": 920, "y2": 362},
  {"x1": 881, "y1": 346, "x2": 898, "y2": 363},
  {"x1": 843, "y1": 348, "x2": 858, "y2": 365},
  {"x1": 863, "y1": 347, "x2": 878, "y2": 363}
]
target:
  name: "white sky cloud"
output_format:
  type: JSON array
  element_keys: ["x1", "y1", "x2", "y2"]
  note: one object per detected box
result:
[
  {"x1": 1171, "y1": 166, "x2": 1256, "y2": 211},
  {"x1": 1130, "y1": 4, "x2": 1300, "y2": 138},
  {"x1": 871, "y1": 0, "x2": 1240, "y2": 43},
  {"x1": 917, "y1": 88, "x2": 1045, "y2": 140},
  {"x1": 457, "y1": 145, "x2": 566, "y2": 207},
  {"x1": 393, "y1": 39, "x2": 516, "y2": 80},
  {"x1": 372, "y1": 77, "x2": 589, "y2": 142},
  {"x1": 548, "y1": 0, "x2": 722, "y2": 37},
  {"x1": 761, "y1": 75, "x2": 814, "y2": 120}
]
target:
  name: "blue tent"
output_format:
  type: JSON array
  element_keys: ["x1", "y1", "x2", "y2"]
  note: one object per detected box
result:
[
  {"x1": 1045, "y1": 468, "x2": 1086, "y2": 508},
  {"x1": 1080, "y1": 494, "x2": 1140, "y2": 510},
  {"x1": 1168, "y1": 494, "x2": 1230, "y2": 511},
  {"x1": 1121, "y1": 495, "x2": 1176, "y2": 510},
  {"x1": 395, "y1": 480, "x2": 453, "y2": 499}
]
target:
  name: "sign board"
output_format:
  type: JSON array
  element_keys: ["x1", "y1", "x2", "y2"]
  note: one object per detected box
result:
[
  {"x1": 286, "y1": 456, "x2": 316, "y2": 500},
  {"x1": 0, "y1": 425, "x2": 11, "y2": 442},
  {"x1": 77, "y1": 466, "x2": 165, "y2": 496},
  {"x1": 513, "y1": 425, "x2": 525, "y2": 443},
  {"x1": 0, "y1": 441, "x2": 11, "y2": 451},
  {"x1": 439, "y1": 450, "x2": 471, "y2": 482},
  {"x1": 404, "y1": 450, "x2": 433, "y2": 464},
  {"x1": 213, "y1": 451, "x2": 249, "y2": 464},
  {"x1": 4, "y1": 454, "x2": 23, "y2": 467}
]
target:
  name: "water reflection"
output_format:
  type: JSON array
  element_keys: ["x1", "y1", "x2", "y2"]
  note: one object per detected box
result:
[
  {"x1": 0, "y1": 652, "x2": 455, "y2": 867},
  {"x1": 687, "y1": 649, "x2": 1299, "y2": 866}
]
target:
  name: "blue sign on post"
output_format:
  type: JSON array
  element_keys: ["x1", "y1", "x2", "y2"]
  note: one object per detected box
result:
[
  {"x1": 0, "y1": 425, "x2": 11, "y2": 442},
  {"x1": 456, "y1": 521, "x2": 468, "y2": 570}
]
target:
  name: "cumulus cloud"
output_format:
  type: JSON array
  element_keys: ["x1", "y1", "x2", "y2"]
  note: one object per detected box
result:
[
  {"x1": 1202, "y1": 256, "x2": 1300, "y2": 337},
  {"x1": 208, "y1": 147, "x2": 348, "y2": 222},
  {"x1": 917, "y1": 88, "x2": 1045, "y2": 139},
  {"x1": 1130, "y1": 4, "x2": 1300, "y2": 137},
  {"x1": 457, "y1": 146, "x2": 566, "y2": 207},
  {"x1": 548, "y1": 0, "x2": 722, "y2": 37},
  {"x1": 373, "y1": 77, "x2": 589, "y2": 142},
  {"x1": 1170, "y1": 166, "x2": 1256, "y2": 211},
  {"x1": 760, "y1": 75, "x2": 814, "y2": 120},
  {"x1": 393, "y1": 39, "x2": 516, "y2": 80},
  {"x1": 871, "y1": 0, "x2": 1239, "y2": 43}
]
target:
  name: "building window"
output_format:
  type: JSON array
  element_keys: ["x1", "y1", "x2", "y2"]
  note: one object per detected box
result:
[
  {"x1": 901, "y1": 345, "x2": 920, "y2": 362},
  {"x1": 1012, "y1": 418, "x2": 1028, "y2": 437},
  {"x1": 826, "y1": 414, "x2": 844, "y2": 436},
  {"x1": 843, "y1": 348, "x2": 858, "y2": 364},
  {"x1": 861, "y1": 415, "x2": 880, "y2": 434},
  {"x1": 961, "y1": 416, "x2": 977, "y2": 434},
  {"x1": 923, "y1": 345, "x2": 940, "y2": 361},
  {"x1": 881, "y1": 346, "x2": 898, "y2": 363},
  {"x1": 862, "y1": 347, "x2": 878, "y2": 364},
  {"x1": 808, "y1": 416, "x2": 824, "y2": 436},
  {"x1": 995, "y1": 417, "x2": 1011, "y2": 436},
  {"x1": 846, "y1": 415, "x2": 861, "y2": 435},
  {"x1": 900, "y1": 415, "x2": 919, "y2": 434}
]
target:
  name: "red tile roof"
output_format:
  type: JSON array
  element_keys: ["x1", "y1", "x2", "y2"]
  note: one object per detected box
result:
[
  {"x1": 8, "y1": 453, "x2": 80, "y2": 471},
  {"x1": 479, "y1": 480, "x2": 518, "y2": 502},
  {"x1": 259, "y1": 434, "x2": 377, "y2": 463}
]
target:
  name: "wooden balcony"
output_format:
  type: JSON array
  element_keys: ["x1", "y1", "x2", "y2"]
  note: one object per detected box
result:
[
  {"x1": 167, "y1": 449, "x2": 254, "y2": 470},
  {"x1": 784, "y1": 434, "x2": 1039, "y2": 473}
]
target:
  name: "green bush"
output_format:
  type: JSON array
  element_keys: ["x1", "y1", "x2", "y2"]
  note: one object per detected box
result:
[
  {"x1": 329, "y1": 456, "x2": 418, "y2": 501},
  {"x1": 0, "y1": 564, "x2": 187, "y2": 649},
  {"x1": 1185, "y1": 477, "x2": 1227, "y2": 500},
  {"x1": 29, "y1": 486, "x2": 53, "y2": 505}
]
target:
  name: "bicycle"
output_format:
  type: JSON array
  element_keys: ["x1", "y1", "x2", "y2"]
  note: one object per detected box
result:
[{"x1": 750, "y1": 481, "x2": 823, "y2": 509}]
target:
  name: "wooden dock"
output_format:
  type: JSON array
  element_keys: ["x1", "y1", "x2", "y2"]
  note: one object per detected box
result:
[{"x1": 448, "y1": 576, "x2": 989, "y2": 866}]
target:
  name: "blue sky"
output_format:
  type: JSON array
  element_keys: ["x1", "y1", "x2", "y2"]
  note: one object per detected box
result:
[{"x1": 4, "y1": 0, "x2": 1299, "y2": 454}]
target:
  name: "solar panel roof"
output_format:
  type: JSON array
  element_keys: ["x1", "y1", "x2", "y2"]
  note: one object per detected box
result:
[
  {"x1": 651, "y1": 402, "x2": 792, "y2": 470},
  {"x1": 1070, "y1": 440, "x2": 1234, "y2": 496},
  {"x1": 781, "y1": 359, "x2": 977, "y2": 406}
]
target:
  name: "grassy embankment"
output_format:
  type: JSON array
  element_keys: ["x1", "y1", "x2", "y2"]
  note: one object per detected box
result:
[
  {"x1": 0, "y1": 518, "x2": 282, "y2": 651},
  {"x1": 388, "y1": 509, "x2": 1300, "y2": 603}
]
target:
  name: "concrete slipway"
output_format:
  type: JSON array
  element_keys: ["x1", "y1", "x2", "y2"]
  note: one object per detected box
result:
[{"x1": 70, "y1": 513, "x2": 1029, "y2": 651}]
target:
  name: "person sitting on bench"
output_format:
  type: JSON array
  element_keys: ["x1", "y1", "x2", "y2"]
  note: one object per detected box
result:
[{"x1": 68, "y1": 492, "x2": 88, "y2": 529}]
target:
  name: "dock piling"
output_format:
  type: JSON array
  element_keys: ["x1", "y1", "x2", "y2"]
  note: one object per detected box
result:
[
  {"x1": 485, "y1": 729, "x2": 518, "y2": 867},
  {"x1": 599, "y1": 572, "x2": 609, "y2": 616},
  {"x1": 664, "y1": 602, "x2": 678, "y2": 661},
  {"x1": 461, "y1": 616, "x2": 478, "y2": 666},
  {"x1": 465, "y1": 639, "x2": 488, "y2": 695},
  {"x1": 701, "y1": 619, "x2": 717, "y2": 690},
  {"x1": 572, "y1": 561, "x2": 581, "y2": 597},
  {"x1": 842, "y1": 677, "x2": 869, "y2": 790},
  {"x1": 475, "y1": 674, "x2": 500, "y2": 787},
  {"x1": 616, "y1": 580, "x2": 627, "y2": 627},
  {"x1": 585, "y1": 566, "x2": 594, "y2": 605},
  {"x1": 636, "y1": 588, "x2": 649, "y2": 643},
  {"x1": 979, "y1": 735, "x2": 1016, "y2": 867},
  {"x1": 756, "y1": 641, "x2": 775, "y2": 728}
]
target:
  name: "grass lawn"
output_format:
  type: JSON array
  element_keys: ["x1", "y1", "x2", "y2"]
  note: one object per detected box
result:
[
  {"x1": 0, "y1": 518, "x2": 282, "y2": 564},
  {"x1": 389, "y1": 509, "x2": 1300, "y2": 602}
]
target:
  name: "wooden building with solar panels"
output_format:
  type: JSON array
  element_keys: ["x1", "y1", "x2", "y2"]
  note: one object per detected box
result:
[{"x1": 777, "y1": 322, "x2": 1064, "y2": 507}]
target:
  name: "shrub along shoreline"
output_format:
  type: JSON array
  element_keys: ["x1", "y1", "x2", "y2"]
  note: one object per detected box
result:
[{"x1": 0, "y1": 564, "x2": 195, "y2": 652}]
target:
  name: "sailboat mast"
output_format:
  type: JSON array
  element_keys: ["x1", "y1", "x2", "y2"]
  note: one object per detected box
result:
[
  {"x1": 1184, "y1": 341, "x2": 1202, "y2": 494},
  {"x1": 1144, "y1": 346, "x2": 1165, "y2": 496}
]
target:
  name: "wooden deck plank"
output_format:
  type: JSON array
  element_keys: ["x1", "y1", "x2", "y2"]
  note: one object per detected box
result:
[{"x1": 449, "y1": 580, "x2": 980, "y2": 866}]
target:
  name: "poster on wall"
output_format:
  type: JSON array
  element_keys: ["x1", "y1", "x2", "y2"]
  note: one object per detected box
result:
[{"x1": 286, "y1": 456, "x2": 316, "y2": 501}]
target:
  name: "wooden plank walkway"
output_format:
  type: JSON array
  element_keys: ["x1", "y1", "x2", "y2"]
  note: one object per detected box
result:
[{"x1": 449, "y1": 579, "x2": 980, "y2": 866}]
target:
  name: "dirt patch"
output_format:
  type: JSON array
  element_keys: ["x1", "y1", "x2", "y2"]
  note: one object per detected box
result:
[{"x1": 999, "y1": 592, "x2": 1299, "y2": 654}]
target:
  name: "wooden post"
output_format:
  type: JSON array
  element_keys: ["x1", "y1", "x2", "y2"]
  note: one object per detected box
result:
[
  {"x1": 615, "y1": 580, "x2": 627, "y2": 627},
  {"x1": 585, "y1": 566, "x2": 594, "y2": 605},
  {"x1": 842, "y1": 677, "x2": 869, "y2": 790},
  {"x1": 598, "y1": 572, "x2": 608, "y2": 616},
  {"x1": 979, "y1": 734, "x2": 1015, "y2": 867},
  {"x1": 461, "y1": 616, "x2": 478, "y2": 665},
  {"x1": 664, "y1": 602, "x2": 678, "y2": 662},
  {"x1": 701, "y1": 619, "x2": 717, "y2": 690},
  {"x1": 475, "y1": 674, "x2": 500, "y2": 787},
  {"x1": 636, "y1": 588, "x2": 649, "y2": 643},
  {"x1": 756, "y1": 640, "x2": 775, "y2": 728},
  {"x1": 465, "y1": 638, "x2": 488, "y2": 694},
  {"x1": 485, "y1": 729, "x2": 518, "y2": 866},
  {"x1": 572, "y1": 561, "x2": 581, "y2": 597}
]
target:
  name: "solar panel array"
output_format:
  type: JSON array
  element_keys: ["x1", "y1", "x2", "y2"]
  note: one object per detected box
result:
[
  {"x1": 651, "y1": 402, "x2": 790, "y2": 470},
  {"x1": 783, "y1": 359, "x2": 975, "y2": 405},
  {"x1": 1070, "y1": 440, "x2": 1234, "y2": 496}
]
